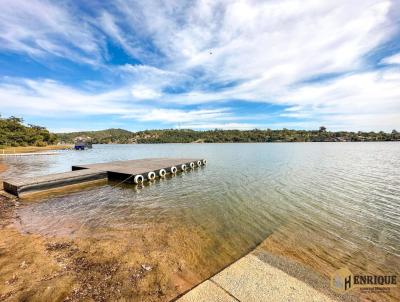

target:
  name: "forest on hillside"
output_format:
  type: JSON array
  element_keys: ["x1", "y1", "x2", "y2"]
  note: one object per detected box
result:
[
  {"x1": 1, "y1": 115, "x2": 399, "y2": 147},
  {"x1": 0, "y1": 116, "x2": 58, "y2": 147},
  {"x1": 57, "y1": 127, "x2": 400, "y2": 144}
]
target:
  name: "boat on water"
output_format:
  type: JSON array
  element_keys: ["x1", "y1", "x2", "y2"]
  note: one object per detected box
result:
[{"x1": 74, "y1": 136, "x2": 93, "y2": 150}]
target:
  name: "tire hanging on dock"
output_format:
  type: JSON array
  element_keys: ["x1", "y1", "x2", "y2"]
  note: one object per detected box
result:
[
  {"x1": 170, "y1": 166, "x2": 177, "y2": 174},
  {"x1": 134, "y1": 174, "x2": 144, "y2": 184},
  {"x1": 147, "y1": 171, "x2": 156, "y2": 180},
  {"x1": 189, "y1": 162, "x2": 195, "y2": 169},
  {"x1": 159, "y1": 169, "x2": 166, "y2": 177},
  {"x1": 181, "y1": 164, "x2": 187, "y2": 171}
]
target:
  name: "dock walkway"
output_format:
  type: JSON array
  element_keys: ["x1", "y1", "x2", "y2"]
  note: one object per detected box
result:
[
  {"x1": 3, "y1": 158, "x2": 205, "y2": 196},
  {"x1": 3, "y1": 169, "x2": 107, "y2": 196}
]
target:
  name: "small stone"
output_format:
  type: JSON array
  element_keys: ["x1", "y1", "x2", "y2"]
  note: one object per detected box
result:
[
  {"x1": 141, "y1": 264, "x2": 152, "y2": 271},
  {"x1": 5, "y1": 274, "x2": 18, "y2": 285},
  {"x1": 19, "y1": 261, "x2": 27, "y2": 269}
]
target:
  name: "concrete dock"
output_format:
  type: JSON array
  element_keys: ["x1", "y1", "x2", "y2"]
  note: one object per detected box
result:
[{"x1": 3, "y1": 158, "x2": 206, "y2": 196}]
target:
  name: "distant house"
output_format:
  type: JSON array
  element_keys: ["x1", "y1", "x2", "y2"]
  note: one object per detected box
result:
[{"x1": 74, "y1": 136, "x2": 93, "y2": 150}]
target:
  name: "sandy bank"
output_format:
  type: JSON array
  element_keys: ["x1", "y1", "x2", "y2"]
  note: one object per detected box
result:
[
  {"x1": 0, "y1": 145, "x2": 72, "y2": 154},
  {"x1": 0, "y1": 192, "x2": 216, "y2": 301},
  {"x1": 0, "y1": 162, "x2": 7, "y2": 173}
]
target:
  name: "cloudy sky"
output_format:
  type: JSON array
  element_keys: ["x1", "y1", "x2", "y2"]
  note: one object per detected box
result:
[{"x1": 0, "y1": 0, "x2": 399, "y2": 132}]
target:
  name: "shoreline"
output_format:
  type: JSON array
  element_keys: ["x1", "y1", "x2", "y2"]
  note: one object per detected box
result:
[
  {"x1": 1, "y1": 189, "x2": 398, "y2": 301},
  {"x1": 53, "y1": 141, "x2": 400, "y2": 146},
  {"x1": 0, "y1": 145, "x2": 72, "y2": 154},
  {"x1": 0, "y1": 191, "x2": 211, "y2": 301},
  {"x1": 1, "y1": 194, "x2": 331, "y2": 302},
  {"x1": 0, "y1": 162, "x2": 7, "y2": 173}
]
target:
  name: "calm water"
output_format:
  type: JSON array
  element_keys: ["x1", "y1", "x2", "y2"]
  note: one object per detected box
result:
[{"x1": 1, "y1": 143, "x2": 400, "y2": 279}]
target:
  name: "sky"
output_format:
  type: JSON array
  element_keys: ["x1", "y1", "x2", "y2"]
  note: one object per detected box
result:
[{"x1": 0, "y1": 0, "x2": 400, "y2": 132}]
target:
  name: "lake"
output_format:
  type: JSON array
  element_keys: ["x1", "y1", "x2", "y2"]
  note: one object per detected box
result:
[{"x1": 1, "y1": 142, "x2": 399, "y2": 298}]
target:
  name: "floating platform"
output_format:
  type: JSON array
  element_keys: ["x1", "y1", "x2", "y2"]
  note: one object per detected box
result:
[
  {"x1": 3, "y1": 169, "x2": 108, "y2": 196},
  {"x1": 3, "y1": 158, "x2": 206, "y2": 197}
]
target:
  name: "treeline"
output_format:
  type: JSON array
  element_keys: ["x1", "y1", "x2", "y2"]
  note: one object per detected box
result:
[
  {"x1": 58, "y1": 129, "x2": 134, "y2": 144},
  {"x1": 0, "y1": 116, "x2": 57, "y2": 147},
  {"x1": 2, "y1": 114, "x2": 399, "y2": 147},
  {"x1": 57, "y1": 127, "x2": 400, "y2": 144}
]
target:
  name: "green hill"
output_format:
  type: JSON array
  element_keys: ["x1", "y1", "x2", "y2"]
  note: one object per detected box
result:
[
  {"x1": 2, "y1": 115, "x2": 398, "y2": 146},
  {"x1": 57, "y1": 127, "x2": 400, "y2": 144},
  {"x1": 57, "y1": 129, "x2": 134, "y2": 144}
]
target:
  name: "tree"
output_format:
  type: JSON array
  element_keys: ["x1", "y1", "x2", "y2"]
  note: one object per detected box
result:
[{"x1": 0, "y1": 116, "x2": 58, "y2": 147}]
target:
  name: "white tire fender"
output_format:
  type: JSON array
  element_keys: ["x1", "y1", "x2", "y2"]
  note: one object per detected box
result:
[
  {"x1": 147, "y1": 171, "x2": 156, "y2": 180},
  {"x1": 134, "y1": 174, "x2": 144, "y2": 184},
  {"x1": 159, "y1": 169, "x2": 166, "y2": 177}
]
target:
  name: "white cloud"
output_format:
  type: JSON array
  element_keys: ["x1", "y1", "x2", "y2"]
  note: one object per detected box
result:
[
  {"x1": 381, "y1": 53, "x2": 400, "y2": 65},
  {"x1": 128, "y1": 108, "x2": 231, "y2": 123},
  {"x1": 131, "y1": 85, "x2": 161, "y2": 99},
  {"x1": 112, "y1": 0, "x2": 395, "y2": 87},
  {"x1": 0, "y1": 0, "x2": 101, "y2": 64},
  {"x1": 99, "y1": 11, "x2": 145, "y2": 60},
  {"x1": 0, "y1": 77, "x2": 234, "y2": 128},
  {"x1": 276, "y1": 69, "x2": 400, "y2": 131},
  {"x1": 178, "y1": 122, "x2": 257, "y2": 130},
  {"x1": 118, "y1": 64, "x2": 190, "y2": 99},
  {"x1": 0, "y1": 78, "x2": 131, "y2": 115},
  {"x1": 0, "y1": 0, "x2": 399, "y2": 130}
]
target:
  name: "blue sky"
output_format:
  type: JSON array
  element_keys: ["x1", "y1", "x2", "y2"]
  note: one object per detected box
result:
[{"x1": 0, "y1": 0, "x2": 399, "y2": 132}]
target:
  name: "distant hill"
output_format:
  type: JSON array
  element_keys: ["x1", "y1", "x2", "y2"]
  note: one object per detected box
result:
[
  {"x1": 57, "y1": 127, "x2": 400, "y2": 144},
  {"x1": 57, "y1": 128, "x2": 135, "y2": 144},
  {"x1": 4, "y1": 114, "x2": 398, "y2": 147}
]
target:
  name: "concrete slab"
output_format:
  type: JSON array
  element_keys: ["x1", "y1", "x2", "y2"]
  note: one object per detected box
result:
[
  {"x1": 177, "y1": 280, "x2": 238, "y2": 302},
  {"x1": 252, "y1": 250, "x2": 357, "y2": 302},
  {"x1": 210, "y1": 254, "x2": 336, "y2": 302}
]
